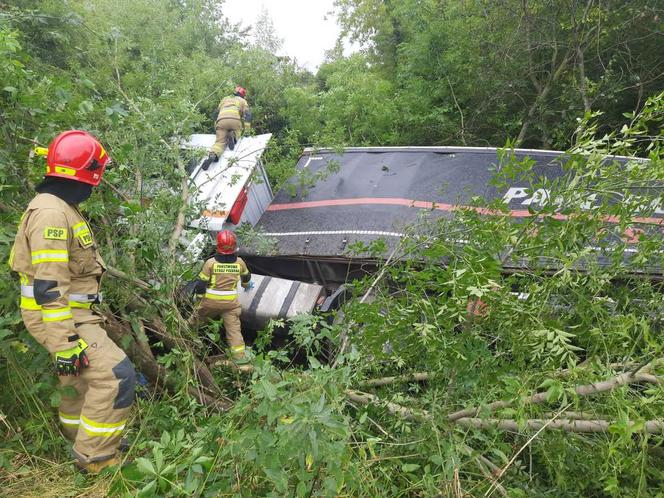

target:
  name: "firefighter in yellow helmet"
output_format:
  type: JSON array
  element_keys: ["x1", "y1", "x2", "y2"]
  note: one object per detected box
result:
[
  {"x1": 201, "y1": 85, "x2": 252, "y2": 170},
  {"x1": 9, "y1": 130, "x2": 135, "y2": 473},
  {"x1": 189, "y1": 230, "x2": 253, "y2": 369}
]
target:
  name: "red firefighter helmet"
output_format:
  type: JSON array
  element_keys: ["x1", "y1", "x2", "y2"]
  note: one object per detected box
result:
[
  {"x1": 216, "y1": 230, "x2": 237, "y2": 254},
  {"x1": 45, "y1": 130, "x2": 110, "y2": 186},
  {"x1": 234, "y1": 86, "x2": 247, "y2": 98}
]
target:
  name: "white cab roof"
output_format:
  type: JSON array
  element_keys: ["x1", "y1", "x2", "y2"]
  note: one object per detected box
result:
[{"x1": 185, "y1": 133, "x2": 272, "y2": 231}]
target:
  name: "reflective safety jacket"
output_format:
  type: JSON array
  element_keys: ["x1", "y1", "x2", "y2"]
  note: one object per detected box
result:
[
  {"x1": 9, "y1": 193, "x2": 105, "y2": 352},
  {"x1": 198, "y1": 256, "x2": 250, "y2": 302},
  {"x1": 215, "y1": 95, "x2": 250, "y2": 129}
]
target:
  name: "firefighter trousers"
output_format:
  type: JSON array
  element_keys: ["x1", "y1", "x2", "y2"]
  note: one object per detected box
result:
[
  {"x1": 210, "y1": 118, "x2": 242, "y2": 157},
  {"x1": 191, "y1": 299, "x2": 245, "y2": 359},
  {"x1": 21, "y1": 310, "x2": 135, "y2": 463}
]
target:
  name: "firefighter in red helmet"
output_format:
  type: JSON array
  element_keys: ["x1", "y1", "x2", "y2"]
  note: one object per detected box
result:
[
  {"x1": 9, "y1": 130, "x2": 135, "y2": 473},
  {"x1": 189, "y1": 230, "x2": 253, "y2": 368},
  {"x1": 201, "y1": 85, "x2": 252, "y2": 170}
]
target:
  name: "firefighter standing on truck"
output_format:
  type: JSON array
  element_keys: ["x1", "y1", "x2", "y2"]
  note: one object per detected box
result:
[
  {"x1": 9, "y1": 130, "x2": 136, "y2": 473},
  {"x1": 190, "y1": 230, "x2": 253, "y2": 369},
  {"x1": 201, "y1": 85, "x2": 252, "y2": 170}
]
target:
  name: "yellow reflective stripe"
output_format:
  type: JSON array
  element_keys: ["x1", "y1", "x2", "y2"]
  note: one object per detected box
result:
[
  {"x1": 21, "y1": 298, "x2": 94, "y2": 311},
  {"x1": 69, "y1": 292, "x2": 99, "y2": 302},
  {"x1": 51, "y1": 166, "x2": 77, "y2": 176},
  {"x1": 80, "y1": 427, "x2": 122, "y2": 437},
  {"x1": 81, "y1": 415, "x2": 126, "y2": 429},
  {"x1": 70, "y1": 301, "x2": 92, "y2": 309},
  {"x1": 20, "y1": 296, "x2": 42, "y2": 311},
  {"x1": 31, "y1": 249, "x2": 69, "y2": 264},
  {"x1": 204, "y1": 292, "x2": 237, "y2": 301},
  {"x1": 72, "y1": 222, "x2": 87, "y2": 235},
  {"x1": 19, "y1": 273, "x2": 29, "y2": 285},
  {"x1": 73, "y1": 222, "x2": 93, "y2": 245},
  {"x1": 206, "y1": 288, "x2": 237, "y2": 296},
  {"x1": 230, "y1": 345, "x2": 245, "y2": 352},
  {"x1": 219, "y1": 104, "x2": 241, "y2": 118},
  {"x1": 221, "y1": 102, "x2": 240, "y2": 111},
  {"x1": 198, "y1": 272, "x2": 210, "y2": 281},
  {"x1": 80, "y1": 415, "x2": 126, "y2": 436},
  {"x1": 41, "y1": 307, "x2": 73, "y2": 322},
  {"x1": 59, "y1": 412, "x2": 80, "y2": 426}
]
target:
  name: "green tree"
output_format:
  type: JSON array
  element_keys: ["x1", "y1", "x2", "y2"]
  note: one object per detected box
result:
[{"x1": 332, "y1": 0, "x2": 664, "y2": 149}]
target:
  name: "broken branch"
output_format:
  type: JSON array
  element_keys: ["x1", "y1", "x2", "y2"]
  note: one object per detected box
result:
[
  {"x1": 541, "y1": 410, "x2": 609, "y2": 421},
  {"x1": 347, "y1": 389, "x2": 506, "y2": 493},
  {"x1": 484, "y1": 406, "x2": 569, "y2": 497},
  {"x1": 360, "y1": 372, "x2": 432, "y2": 388},
  {"x1": 346, "y1": 387, "x2": 664, "y2": 434},
  {"x1": 167, "y1": 153, "x2": 191, "y2": 255},
  {"x1": 106, "y1": 265, "x2": 152, "y2": 291},
  {"x1": 448, "y1": 364, "x2": 661, "y2": 421},
  {"x1": 345, "y1": 390, "x2": 428, "y2": 422},
  {"x1": 456, "y1": 418, "x2": 664, "y2": 434}
]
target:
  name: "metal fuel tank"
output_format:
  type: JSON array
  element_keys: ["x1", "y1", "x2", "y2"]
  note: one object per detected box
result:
[{"x1": 238, "y1": 274, "x2": 325, "y2": 330}]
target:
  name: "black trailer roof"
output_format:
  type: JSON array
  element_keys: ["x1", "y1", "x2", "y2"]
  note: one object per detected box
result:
[{"x1": 243, "y1": 146, "x2": 661, "y2": 273}]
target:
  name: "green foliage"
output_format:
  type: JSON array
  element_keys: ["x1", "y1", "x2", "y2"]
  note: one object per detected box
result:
[
  {"x1": 317, "y1": 54, "x2": 399, "y2": 144},
  {"x1": 216, "y1": 361, "x2": 355, "y2": 496},
  {"x1": 1, "y1": 0, "x2": 664, "y2": 496},
  {"x1": 330, "y1": 97, "x2": 664, "y2": 495},
  {"x1": 331, "y1": 0, "x2": 664, "y2": 149},
  {"x1": 119, "y1": 428, "x2": 216, "y2": 497}
]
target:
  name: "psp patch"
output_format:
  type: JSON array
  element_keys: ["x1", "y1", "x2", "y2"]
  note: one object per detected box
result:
[
  {"x1": 43, "y1": 227, "x2": 68, "y2": 240},
  {"x1": 77, "y1": 231, "x2": 93, "y2": 247}
]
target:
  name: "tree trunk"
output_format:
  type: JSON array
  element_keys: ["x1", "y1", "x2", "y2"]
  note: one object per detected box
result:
[
  {"x1": 102, "y1": 311, "x2": 230, "y2": 409},
  {"x1": 455, "y1": 418, "x2": 664, "y2": 434}
]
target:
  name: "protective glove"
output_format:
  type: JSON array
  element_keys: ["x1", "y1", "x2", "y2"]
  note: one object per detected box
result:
[
  {"x1": 243, "y1": 281, "x2": 255, "y2": 292},
  {"x1": 54, "y1": 338, "x2": 90, "y2": 376}
]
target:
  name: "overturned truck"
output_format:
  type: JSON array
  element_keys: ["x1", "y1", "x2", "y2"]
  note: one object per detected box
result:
[{"x1": 181, "y1": 136, "x2": 664, "y2": 333}]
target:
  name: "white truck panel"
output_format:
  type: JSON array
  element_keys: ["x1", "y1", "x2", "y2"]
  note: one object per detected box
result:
[{"x1": 187, "y1": 133, "x2": 272, "y2": 231}]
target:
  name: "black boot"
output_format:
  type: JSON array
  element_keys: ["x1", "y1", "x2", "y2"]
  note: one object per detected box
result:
[{"x1": 201, "y1": 153, "x2": 218, "y2": 171}]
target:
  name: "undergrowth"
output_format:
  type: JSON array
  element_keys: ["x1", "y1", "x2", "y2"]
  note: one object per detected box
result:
[{"x1": 1, "y1": 8, "x2": 664, "y2": 494}]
